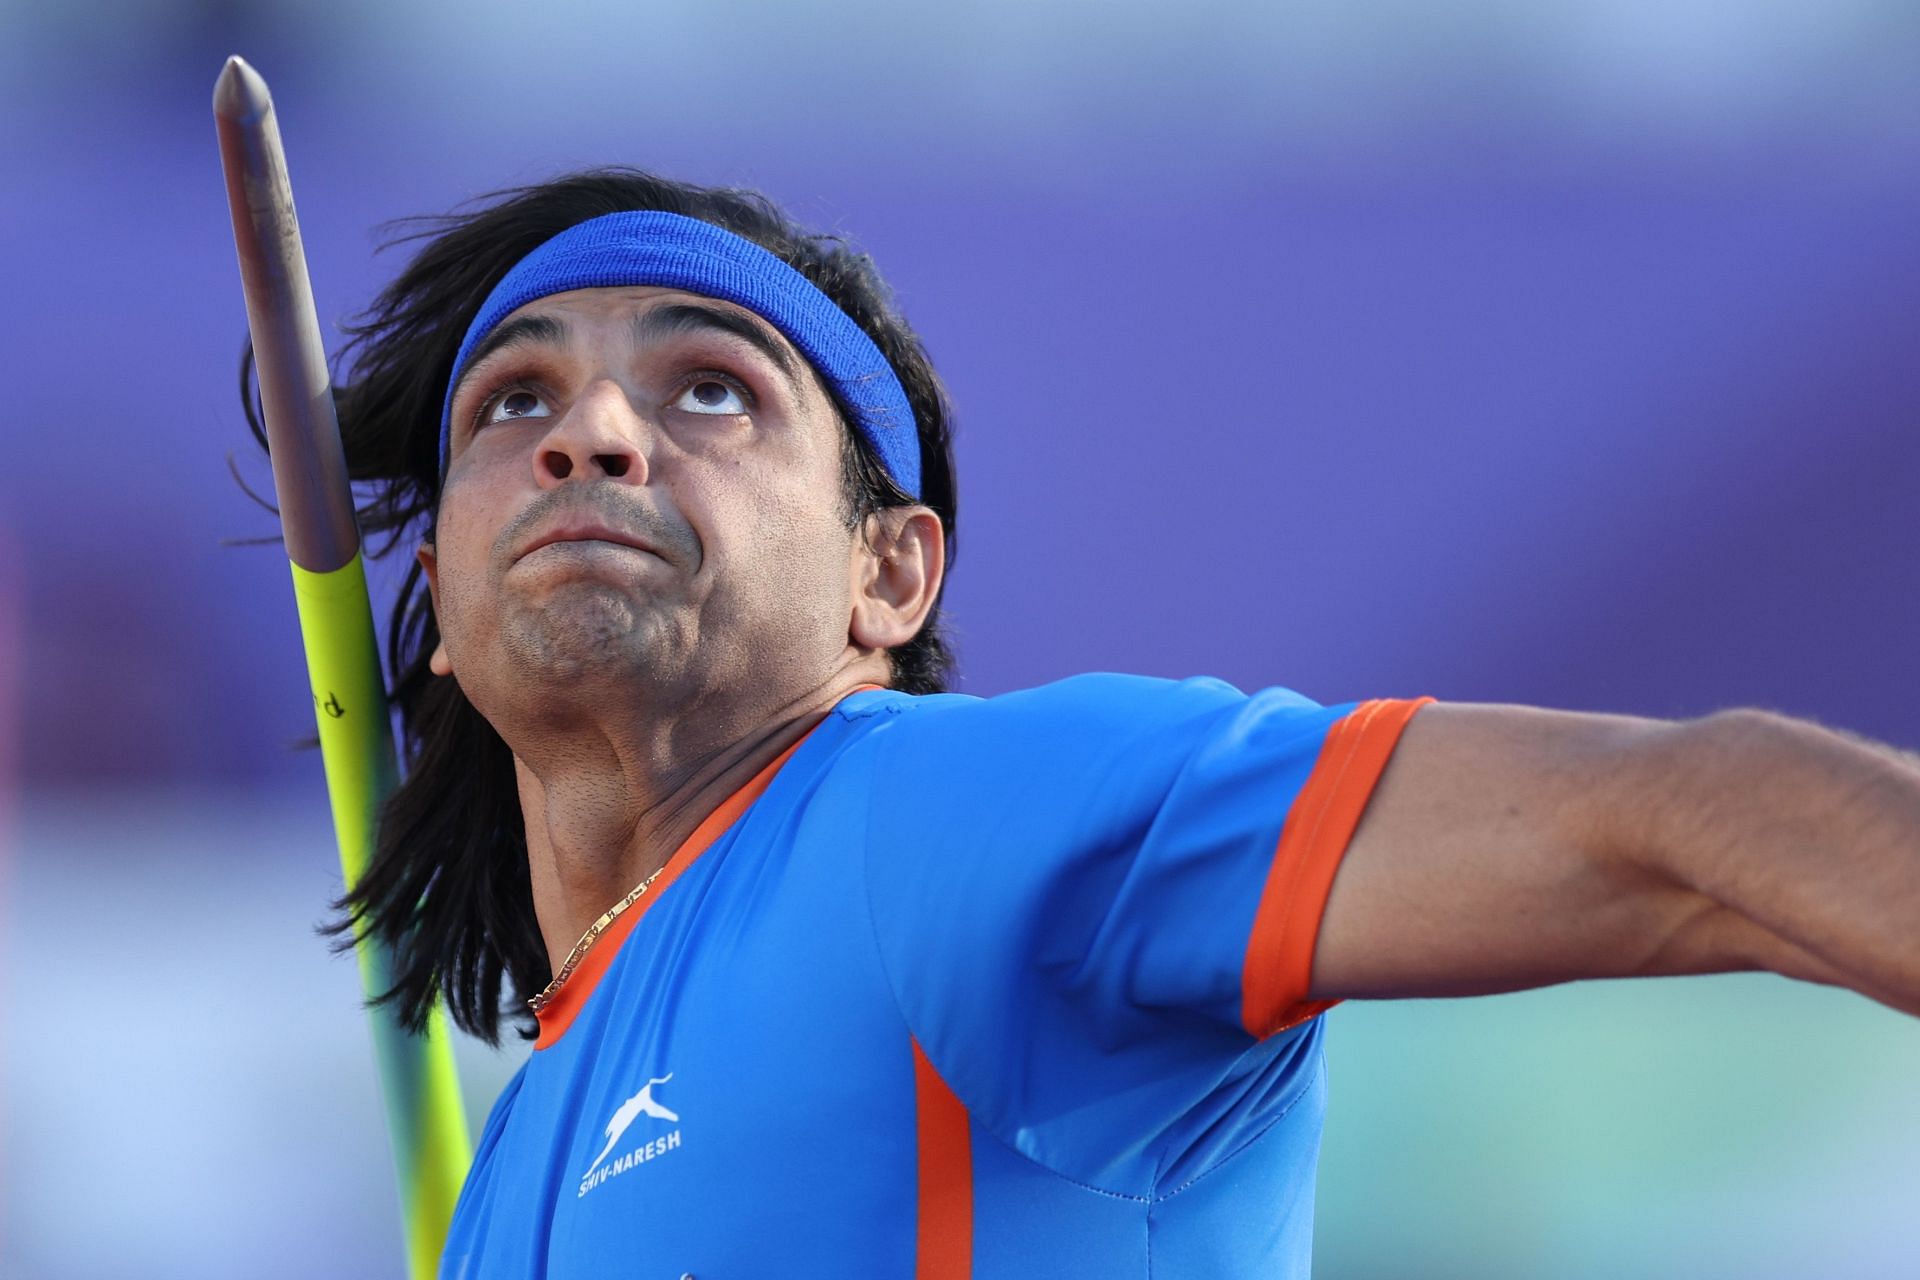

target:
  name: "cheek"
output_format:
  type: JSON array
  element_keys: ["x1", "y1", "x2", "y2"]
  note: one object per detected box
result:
[
  {"x1": 429, "y1": 490, "x2": 503, "y2": 629},
  {"x1": 706, "y1": 478, "x2": 852, "y2": 605},
  {"x1": 771, "y1": 505, "x2": 859, "y2": 623},
  {"x1": 429, "y1": 547, "x2": 481, "y2": 659}
]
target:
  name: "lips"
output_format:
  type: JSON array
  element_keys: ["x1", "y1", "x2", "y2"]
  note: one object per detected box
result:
[{"x1": 517, "y1": 521, "x2": 660, "y2": 562}]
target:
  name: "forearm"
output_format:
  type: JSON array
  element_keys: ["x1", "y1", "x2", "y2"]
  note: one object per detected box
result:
[{"x1": 1615, "y1": 709, "x2": 1920, "y2": 1014}]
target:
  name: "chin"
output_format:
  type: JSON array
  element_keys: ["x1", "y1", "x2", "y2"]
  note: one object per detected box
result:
[{"x1": 504, "y1": 590, "x2": 680, "y2": 686}]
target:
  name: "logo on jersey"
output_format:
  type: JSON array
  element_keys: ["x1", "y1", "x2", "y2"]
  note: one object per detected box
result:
[{"x1": 579, "y1": 1073, "x2": 684, "y2": 1198}]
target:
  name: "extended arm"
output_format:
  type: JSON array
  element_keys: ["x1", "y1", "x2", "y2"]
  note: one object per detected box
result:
[{"x1": 1309, "y1": 704, "x2": 1920, "y2": 1017}]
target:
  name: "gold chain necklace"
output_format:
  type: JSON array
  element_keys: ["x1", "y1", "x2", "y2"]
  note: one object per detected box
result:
[{"x1": 526, "y1": 861, "x2": 670, "y2": 1014}]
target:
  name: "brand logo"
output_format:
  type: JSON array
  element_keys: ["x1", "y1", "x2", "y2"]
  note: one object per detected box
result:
[{"x1": 578, "y1": 1073, "x2": 683, "y2": 1198}]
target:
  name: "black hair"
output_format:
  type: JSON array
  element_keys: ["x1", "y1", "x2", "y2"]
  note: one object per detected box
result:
[{"x1": 242, "y1": 168, "x2": 958, "y2": 1044}]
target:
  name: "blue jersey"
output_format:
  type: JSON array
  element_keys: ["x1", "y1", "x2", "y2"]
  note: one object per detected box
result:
[{"x1": 441, "y1": 675, "x2": 1427, "y2": 1279}]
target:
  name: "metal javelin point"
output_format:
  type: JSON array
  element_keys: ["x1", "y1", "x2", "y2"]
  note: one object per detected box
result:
[{"x1": 214, "y1": 55, "x2": 358, "y2": 573}]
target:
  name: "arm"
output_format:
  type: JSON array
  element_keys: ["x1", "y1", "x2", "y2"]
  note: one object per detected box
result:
[{"x1": 1309, "y1": 704, "x2": 1920, "y2": 1017}]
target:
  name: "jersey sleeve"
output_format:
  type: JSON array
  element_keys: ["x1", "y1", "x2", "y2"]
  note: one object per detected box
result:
[{"x1": 860, "y1": 674, "x2": 1428, "y2": 1193}]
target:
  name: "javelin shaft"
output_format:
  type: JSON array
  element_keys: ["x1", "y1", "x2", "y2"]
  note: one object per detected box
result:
[{"x1": 214, "y1": 55, "x2": 471, "y2": 1279}]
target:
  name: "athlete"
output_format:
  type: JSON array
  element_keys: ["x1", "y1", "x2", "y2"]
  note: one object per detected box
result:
[{"x1": 260, "y1": 168, "x2": 1920, "y2": 1278}]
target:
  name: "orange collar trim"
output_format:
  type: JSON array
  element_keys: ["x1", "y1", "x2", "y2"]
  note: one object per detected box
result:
[{"x1": 530, "y1": 689, "x2": 881, "y2": 1049}]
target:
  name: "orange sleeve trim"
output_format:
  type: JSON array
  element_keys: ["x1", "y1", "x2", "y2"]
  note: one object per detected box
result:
[
  {"x1": 911, "y1": 1037, "x2": 973, "y2": 1280},
  {"x1": 1240, "y1": 696, "x2": 1434, "y2": 1038},
  {"x1": 532, "y1": 731, "x2": 813, "y2": 1050}
]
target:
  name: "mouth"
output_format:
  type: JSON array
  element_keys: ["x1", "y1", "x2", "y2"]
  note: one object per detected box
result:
[{"x1": 517, "y1": 522, "x2": 661, "y2": 563}]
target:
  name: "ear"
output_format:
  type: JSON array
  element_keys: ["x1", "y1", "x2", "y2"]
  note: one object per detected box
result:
[
  {"x1": 848, "y1": 507, "x2": 945, "y2": 652},
  {"x1": 416, "y1": 540, "x2": 454, "y2": 677}
]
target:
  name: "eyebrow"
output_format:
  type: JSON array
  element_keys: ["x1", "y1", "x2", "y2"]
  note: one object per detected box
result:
[
  {"x1": 449, "y1": 300, "x2": 805, "y2": 414},
  {"x1": 631, "y1": 302, "x2": 802, "y2": 395},
  {"x1": 450, "y1": 312, "x2": 570, "y2": 401}
]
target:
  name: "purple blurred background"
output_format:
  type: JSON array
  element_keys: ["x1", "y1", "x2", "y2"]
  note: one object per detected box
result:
[{"x1": 2, "y1": 2, "x2": 1917, "y2": 1276}]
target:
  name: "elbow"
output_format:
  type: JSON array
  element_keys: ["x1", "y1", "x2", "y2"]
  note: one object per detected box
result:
[
  {"x1": 1594, "y1": 709, "x2": 1796, "y2": 975},
  {"x1": 1693, "y1": 706, "x2": 1801, "y2": 744},
  {"x1": 1647, "y1": 705, "x2": 1808, "y2": 782},
  {"x1": 1616, "y1": 704, "x2": 1865, "y2": 913},
  {"x1": 1597, "y1": 706, "x2": 1803, "y2": 887},
  {"x1": 1590, "y1": 706, "x2": 1916, "y2": 998}
]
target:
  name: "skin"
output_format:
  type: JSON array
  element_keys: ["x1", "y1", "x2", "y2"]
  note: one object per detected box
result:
[
  {"x1": 420, "y1": 285, "x2": 942, "y2": 972},
  {"x1": 1316, "y1": 705, "x2": 1920, "y2": 1017},
  {"x1": 419, "y1": 286, "x2": 1919, "y2": 1025}
]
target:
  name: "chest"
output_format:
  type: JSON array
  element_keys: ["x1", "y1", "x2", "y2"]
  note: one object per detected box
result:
[{"x1": 448, "y1": 828, "x2": 925, "y2": 1278}]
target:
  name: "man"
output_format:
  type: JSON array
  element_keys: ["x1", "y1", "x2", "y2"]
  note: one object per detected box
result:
[{"x1": 276, "y1": 167, "x2": 1917, "y2": 1278}]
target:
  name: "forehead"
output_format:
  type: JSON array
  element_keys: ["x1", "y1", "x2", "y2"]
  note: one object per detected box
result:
[
  {"x1": 484, "y1": 285, "x2": 791, "y2": 356},
  {"x1": 496, "y1": 284, "x2": 728, "y2": 325}
]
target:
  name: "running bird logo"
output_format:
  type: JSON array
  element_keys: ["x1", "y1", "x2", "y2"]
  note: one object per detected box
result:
[{"x1": 583, "y1": 1074, "x2": 679, "y2": 1180}]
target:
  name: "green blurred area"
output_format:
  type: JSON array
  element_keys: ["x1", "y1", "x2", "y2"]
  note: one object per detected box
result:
[{"x1": 1316, "y1": 976, "x2": 1920, "y2": 1278}]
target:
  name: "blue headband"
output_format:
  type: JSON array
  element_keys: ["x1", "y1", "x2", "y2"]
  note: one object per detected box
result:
[{"x1": 440, "y1": 210, "x2": 921, "y2": 498}]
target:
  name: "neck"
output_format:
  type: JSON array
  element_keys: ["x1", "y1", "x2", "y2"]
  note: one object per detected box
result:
[{"x1": 511, "y1": 670, "x2": 881, "y2": 974}]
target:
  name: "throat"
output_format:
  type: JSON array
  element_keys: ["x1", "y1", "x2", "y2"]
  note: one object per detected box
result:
[
  {"x1": 512, "y1": 699, "x2": 838, "y2": 976},
  {"x1": 517, "y1": 760, "x2": 697, "y2": 976}
]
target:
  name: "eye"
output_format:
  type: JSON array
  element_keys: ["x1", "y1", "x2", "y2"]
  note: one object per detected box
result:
[
  {"x1": 671, "y1": 377, "x2": 749, "y2": 416},
  {"x1": 482, "y1": 387, "x2": 553, "y2": 425}
]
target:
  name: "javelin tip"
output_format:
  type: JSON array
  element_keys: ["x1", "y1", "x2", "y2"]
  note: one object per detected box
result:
[{"x1": 213, "y1": 55, "x2": 272, "y2": 123}]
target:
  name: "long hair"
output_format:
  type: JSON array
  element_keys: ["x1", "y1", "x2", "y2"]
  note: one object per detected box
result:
[{"x1": 242, "y1": 169, "x2": 959, "y2": 1044}]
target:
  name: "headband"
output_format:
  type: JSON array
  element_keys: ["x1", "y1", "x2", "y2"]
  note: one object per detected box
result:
[{"x1": 440, "y1": 210, "x2": 921, "y2": 498}]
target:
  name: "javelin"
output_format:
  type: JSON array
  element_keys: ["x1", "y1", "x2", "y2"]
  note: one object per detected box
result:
[{"x1": 214, "y1": 55, "x2": 470, "y2": 1279}]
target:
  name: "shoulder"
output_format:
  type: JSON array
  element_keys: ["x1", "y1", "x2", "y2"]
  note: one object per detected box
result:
[
  {"x1": 844, "y1": 672, "x2": 1320, "y2": 749},
  {"x1": 842, "y1": 673, "x2": 1338, "y2": 837}
]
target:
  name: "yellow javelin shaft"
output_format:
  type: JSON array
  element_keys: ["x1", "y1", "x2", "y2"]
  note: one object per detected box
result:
[
  {"x1": 293, "y1": 558, "x2": 470, "y2": 1279},
  {"x1": 214, "y1": 55, "x2": 470, "y2": 1279}
]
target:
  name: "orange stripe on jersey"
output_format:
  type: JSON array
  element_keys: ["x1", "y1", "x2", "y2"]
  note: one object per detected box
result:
[
  {"x1": 532, "y1": 729, "x2": 816, "y2": 1050},
  {"x1": 912, "y1": 1037, "x2": 973, "y2": 1280},
  {"x1": 1240, "y1": 697, "x2": 1433, "y2": 1038}
]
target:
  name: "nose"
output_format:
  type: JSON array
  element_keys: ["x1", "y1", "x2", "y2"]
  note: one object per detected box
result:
[{"x1": 534, "y1": 379, "x2": 650, "y2": 488}]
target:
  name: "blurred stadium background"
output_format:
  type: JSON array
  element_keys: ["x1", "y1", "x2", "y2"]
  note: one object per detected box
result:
[{"x1": 3, "y1": 0, "x2": 1918, "y2": 1275}]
